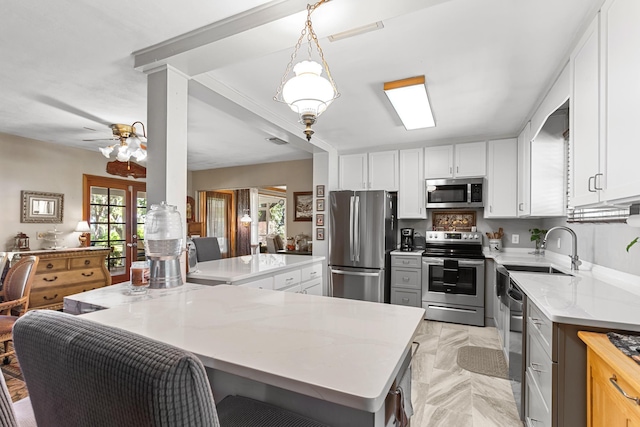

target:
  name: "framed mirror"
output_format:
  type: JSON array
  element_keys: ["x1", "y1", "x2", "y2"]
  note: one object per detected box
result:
[{"x1": 21, "y1": 191, "x2": 64, "y2": 223}]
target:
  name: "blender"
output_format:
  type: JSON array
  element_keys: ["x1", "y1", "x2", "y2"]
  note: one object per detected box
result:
[{"x1": 144, "y1": 202, "x2": 184, "y2": 289}]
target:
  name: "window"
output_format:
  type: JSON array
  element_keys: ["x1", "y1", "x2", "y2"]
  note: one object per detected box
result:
[{"x1": 258, "y1": 193, "x2": 286, "y2": 247}]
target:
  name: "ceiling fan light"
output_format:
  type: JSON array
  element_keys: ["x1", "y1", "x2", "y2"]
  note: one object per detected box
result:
[
  {"x1": 99, "y1": 146, "x2": 113, "y2": 158},
  {"x1": 133, "y1": 148, "x2": 147, "y2": 161},
  {"x1": 126, "y1": 135, "x2": 141, "y2": 150},
  {"x1": 116, "y1": 148, "x2": 131, "y2": 162}
]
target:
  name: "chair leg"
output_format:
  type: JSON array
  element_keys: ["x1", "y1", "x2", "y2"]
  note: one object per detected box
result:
[{"x1": 3, "y1": 342, "x2": 10, "y2": 365}]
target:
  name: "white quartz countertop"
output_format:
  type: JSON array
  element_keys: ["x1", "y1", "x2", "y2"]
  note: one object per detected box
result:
[
  {"x1": 391, "y1": 250, "x2": 424, "y2": 255},
  {"x1": 79, "y1": 285, "x2": 424, "y2": 412},
  {"x1": 187, "y1": 254, "x2": 325, "y2": 283},
  {"x1": 488, "y1": 250, "x2": 640, "y2": 332}
]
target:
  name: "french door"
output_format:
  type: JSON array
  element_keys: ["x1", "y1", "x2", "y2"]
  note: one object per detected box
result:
[{"x1": 83, "y1": 175, "x2": 146, "y2": 284}]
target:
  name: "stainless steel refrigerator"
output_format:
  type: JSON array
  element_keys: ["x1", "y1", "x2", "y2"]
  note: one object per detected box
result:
[{"x1": 329, "y1": 190, "x2": 397, "y2": 303}]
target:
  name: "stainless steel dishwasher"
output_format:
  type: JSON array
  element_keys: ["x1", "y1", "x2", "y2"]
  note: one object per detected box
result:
[{"x1": 507, "y1": 276, "x2": 526, "y2": 420}]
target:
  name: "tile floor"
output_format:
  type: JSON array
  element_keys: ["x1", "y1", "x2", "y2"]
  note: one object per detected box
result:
[{"x1": 411, "y1": 320, "x2": 523, "y2": 427}]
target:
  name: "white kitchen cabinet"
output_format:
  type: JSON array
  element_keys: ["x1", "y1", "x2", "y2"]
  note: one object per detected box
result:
[
  {"x1": 398, "y1": 148, "x2": 426, "y2": 219},
  {"x1": 301, "y1": 278, "x2": 322, "y2": 296},
  {"x1": 424, "y1": 142, "x2": 486, "y2": 179},
  {"x1": 339, "y1": 153, "x2": 367, "y2": 190},
  {"x1": 570, "y1": 15, "x2": 602, "y2": 207},
  {"x1": 600, "y1": 0, "x2": 640, "y2": 203},
  {"x1": 484, "y1": 139, "x2": 518, "y2": 218},
  {"x1": 338, "y1": 151, "x2": 398, "y2": 191},
  {"x1": 424, "y1": 145, "x2": 453, "y2": 178},
  {"x1": 517, "y1": 122, "x2": 532, "y2": 216},
  {"x1": 239, "y1": 276, "x2": 274, "y2": 290},
  {"x1": 368, "y1": 150, "x2": 399, "y2": 191}
]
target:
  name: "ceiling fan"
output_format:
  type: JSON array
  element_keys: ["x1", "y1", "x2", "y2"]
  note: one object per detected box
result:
[{"x1": 84, "y1": 122, "x2": 147, "y2": 162}]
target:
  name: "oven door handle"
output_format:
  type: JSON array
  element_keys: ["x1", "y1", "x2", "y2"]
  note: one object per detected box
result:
[{"x1": 422, "y1": 257, "x2": 485, "y2": 266}]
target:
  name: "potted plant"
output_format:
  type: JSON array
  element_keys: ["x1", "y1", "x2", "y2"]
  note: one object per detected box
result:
[{"x1": 529, "y1": 228, "x2": 548, "y2": 255}]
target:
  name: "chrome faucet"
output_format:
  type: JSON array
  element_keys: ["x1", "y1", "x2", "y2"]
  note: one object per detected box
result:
[{"x1": 541, "y1": 226, "x2": 581, "y2": 271}]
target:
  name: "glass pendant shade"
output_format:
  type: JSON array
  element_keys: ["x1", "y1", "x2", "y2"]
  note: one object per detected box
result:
[
  {"x1": 282, "y1": 61, "x2": 335, "y2": 118},
  {"x1": 116, "y1": 145, "x2": 131, "y2": 162},
  {"x1": 99, "y1": 146, "x2": 114, "y2": 158}
]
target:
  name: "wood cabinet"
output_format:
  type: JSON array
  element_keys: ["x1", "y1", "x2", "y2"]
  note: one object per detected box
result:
[
  {"x1": 390, "y1": 254, "x2": 422, "y2": 308},
  {"x1": 15, "y1": 248, "x2": 112, "y2": 311},
  {"x1": 424, "y1": 142, "x2": 486, "y2": 179},
  {"x1": 398, "y1": 148, "x2": 426, "y2": 219},
  {"x1": 579, "y1": 331, "x2": 640, "y2": 427},
  {"x1": 187, "y1": 222, "x2": 203, "y2": 237},
  {"x1": 484, "y1": 139, "x2": 518, "y2": 218},
  {"x1": 339, "y1": 151, "x2": 399, "y2": 191}
]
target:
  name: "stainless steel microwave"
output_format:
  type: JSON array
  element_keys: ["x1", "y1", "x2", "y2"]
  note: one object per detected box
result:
[{"x1": 425, "y1": 178, "x2": 484, "y2": 209}]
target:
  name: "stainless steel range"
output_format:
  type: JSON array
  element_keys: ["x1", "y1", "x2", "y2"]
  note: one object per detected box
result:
[{"x1": 421, "y1": 231, "x2": 485, "y2": 326}]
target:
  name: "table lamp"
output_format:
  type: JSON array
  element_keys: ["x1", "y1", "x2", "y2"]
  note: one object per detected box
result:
[{"x1": 75, "y1": 221, "x2": 91, "y2": 247}]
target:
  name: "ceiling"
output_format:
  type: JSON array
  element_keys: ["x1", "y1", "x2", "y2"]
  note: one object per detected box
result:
[{"x1": 1, "y1": 0, "x2": 602, "y2": 171}]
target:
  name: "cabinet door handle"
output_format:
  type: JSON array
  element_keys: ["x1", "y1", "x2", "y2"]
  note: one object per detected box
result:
[
  {"x1": 588, "y1": 176, "x2": 596, "y2": 192},
  {"x1": 402, "y1": 298, "x2": 410, "y2": 302},
  {"x1": 82, "y1": 271, "x2": 94, "y2": 277},
  {"x1": 610, "y1": 375, "x2": 640, "y2": 405},
  {"x1": 403, "y1": 277, "x2": 410, "y2": 282},
  {"x1": 43, "y1": 276, "x2": 58, "y2": 282},
  {"x1": 594, "y1": 173, "x2": 604, "y2": 190},
  {"x1": 309, "y1": 271, "x2": 317, "y2": 276},
  {"x1": 527, "y1": 417, "x2": 542, "y2": 425},
  {"x1": 43, "y1": 294, "x2": 59, "y2": 301},
  {"x1": 456, "y1": 166, "x2": 459, "y2": 173},
  {"x1": 46, "y1": 263, "x2": 54, "y2": 269},
  {"x1": 84, "y1": 260, "x2": 91, "y2": 265},
  {"x1": 530, "y1": 362, "x2": 546, "y2": 373},
  {"x1": 519, "y1": 203, "x2": 523, "y2": 211}
]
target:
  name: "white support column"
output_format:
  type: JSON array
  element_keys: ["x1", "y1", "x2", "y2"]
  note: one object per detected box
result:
[{"x1": 146, "y1": 65, "x2": 189, "y2": 225}]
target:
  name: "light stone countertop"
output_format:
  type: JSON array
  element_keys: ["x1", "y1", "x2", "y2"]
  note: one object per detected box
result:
[
  {"x1": 78, "y1": 284, "x2": 425, "y2": 412},
  {"x1": 487, "y1": 249, "x2": 640, "y2": 332},
  {"x1": 187, "y1": 253, "x2": 326, "y2": 284},
  {"x1": 391, "y1": 250, "x2": 424, "y2": 256}
]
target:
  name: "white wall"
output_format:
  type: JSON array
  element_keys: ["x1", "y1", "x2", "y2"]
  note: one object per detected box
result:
[
  {"x1": 0, "y1": 132, "x2": 145, "y2": 250},
  {"x1": 191, "y1": 159, "x2": 313, "y2": 239}
]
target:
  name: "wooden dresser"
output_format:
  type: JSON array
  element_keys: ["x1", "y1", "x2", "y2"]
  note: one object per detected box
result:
[
  {"x1": 579, "y1": 331, "x2": 640, "y2": 427},
  {"x1": 10, "y1": 248, "x2": 112, "y2": 311}
]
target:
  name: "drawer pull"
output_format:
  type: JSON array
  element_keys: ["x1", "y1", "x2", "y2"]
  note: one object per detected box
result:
[
  {"x1": 403, "y1": 276, "x2": 410, "y2": 282},
  {"x1": 82, "y1": 271, "x2": 94, "y2": 277},
  {"x1": 286, "y1": 277, "x2": 294, "y2": 282},
  {"x1": 531, "y1": 318, "x2": 543, "y2": 328},
  {"x1": 310, "y1": 271, "x2": 317, "y2": 275},
  {"x1": 84, "y1": 260, "x2": 91, "y2": 266},
  {"x1": 527, "y1": 417, "x2": 541, "y2": 425},
  {"x1": 402, "y1": 298, "x2": 410, "y2": 302},
  {"x1": 43, "y1": 294, "x2": 59, "y2": 301},
  {"x1": 530, "y1": 362, "x2": 546, "y2": 373},
  {"x1": 46, "y1": 263, "x2": 54, "y2": 269},
  {"x1": 610, "y1": 375, "x2": 640, "y2": 405},
  {"x1": 402, "y1": 260, "x2": 410, "y2": 264},
  {"x1": 43, "y1": 276, "x2": 58, "y2": 282}
]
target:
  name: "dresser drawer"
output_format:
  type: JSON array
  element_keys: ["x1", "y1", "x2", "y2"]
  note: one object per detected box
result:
[
  {"x1": 528, "y1": 300, "x2": 553, "y2": 359},
  {"x1": 69, "y1": 255, "x2": 105, "y2": 269},
  {"x1": 527, "y1": 326, "x2": 554, "y2": 410},
  {"x1": 390, "y1": 288, "x2": 421, "y2": 307},
  {"x1": 36, "y1": 258, "x2": 68, "y2": 273},
  {"x1": 301, "y1": 263, "x2": 323, "y2": 282},
  {"x1": 274, "y1": 269, "x2": 301, "y2": 290},
  {"x1": 525, "y1": 369, "x2": 551, "y2": 427},
  {"x1": 391, "y1": 268, "x2": 421, "y2": 290},
  {"x1": 32, "y1": 268, "x2": 105, "y2": 288},
  {"x1": 391, "y1": 256, "x2": 421, "y2": 268},
  {"x1": 31, "y1": 280, "x2": 106, "y2": 307}
]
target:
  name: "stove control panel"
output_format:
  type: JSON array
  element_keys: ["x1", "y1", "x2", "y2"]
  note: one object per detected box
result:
[{"x1": 426, "y1": 231, "x2": 482, "y2": 244}]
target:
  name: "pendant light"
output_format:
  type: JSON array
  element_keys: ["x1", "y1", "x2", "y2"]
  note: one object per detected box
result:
[{"x1": 274, "y1": 0, "x2": 340, "y2": 141}]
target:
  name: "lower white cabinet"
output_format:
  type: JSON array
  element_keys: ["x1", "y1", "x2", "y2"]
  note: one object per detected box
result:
[
  {"x1": 301, "y1": 278, "x2": 322, "y2": 296},
  {"x1": 239, "y1": 276, "x2": 274, "y2": 290},
  {"x1": 390, "y1": 254, "x2": 422, "y2": 307},
  {"x1": 270, "y1": 262, "x2": 325, "y2": 295}
]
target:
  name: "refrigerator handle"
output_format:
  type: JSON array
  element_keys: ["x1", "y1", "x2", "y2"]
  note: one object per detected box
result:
[
  {"x1": 354, "y1": 195, "x2": 360, "y2": 262},
  {"x1": 349, "y1": 195, "x2": 355, "y2": 262}
]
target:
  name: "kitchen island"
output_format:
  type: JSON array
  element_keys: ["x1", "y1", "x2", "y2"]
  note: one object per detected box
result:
[{"x1": 70, "y1": 284, "x2": 425, "y2": 426}]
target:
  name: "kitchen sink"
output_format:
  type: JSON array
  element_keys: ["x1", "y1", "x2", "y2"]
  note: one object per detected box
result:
[{"x1": 504, "y1": 265, "x2": 572, "y2": 275}]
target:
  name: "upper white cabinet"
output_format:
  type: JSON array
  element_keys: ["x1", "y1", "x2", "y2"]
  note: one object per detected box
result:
[
  {"x1": 424, "y1": 142, "x2": 486, "y2": 179},
  {"x1": 485, "y1": 139, "x2": 518, "y2": 218},
  {"x1": 339, "y1": 151, "x2": 398, "y2": 191},
  {"x1": 570, "y1": 15, "x2": 602, "y2": 206},
  {"x1": 571, "y1": 0, "x2": 640, "y2": 207},
  {"x1": 398, "y1": 148, "x2": 426, "y2": 219},
  {"x1": 600, "y1": 0, "x2": 640, "y2": 202},
  {"x1": 517, "y1": 122, "x2": 532, "y2": 217}
]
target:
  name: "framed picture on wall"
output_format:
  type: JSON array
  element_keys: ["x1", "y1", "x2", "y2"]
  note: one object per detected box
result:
[
  {"x1": 316, "y1": 227, "x2": 325, "y2": 240},
  {"x1": 316, "y1": 198, "x2": 325, "y2": 212},
  {"x1": 293, "y1": 192, "x2": 313, "y2": 221},
  {"x1": 316, "y1": 214, "x2": 324, "y2": 226},
  {"x1": 316, "y1": 185, "x2": 325, "y2": 197}
]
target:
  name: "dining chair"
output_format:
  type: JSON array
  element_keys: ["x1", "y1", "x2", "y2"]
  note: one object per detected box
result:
[
  {"x1": 0, "y1": 256, "x2": 38, "y2": 365},
  {"x1": 13, "y1": 310, "x2": 329, "y2": 427},
  {"x1": 192, "y1": 237, "x2": 222, "y2": 262}
]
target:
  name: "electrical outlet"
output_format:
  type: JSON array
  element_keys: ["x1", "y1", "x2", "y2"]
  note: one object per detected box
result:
[
  {"x1": 557, "y1": 237, "x2": 562, "y2": 249},
  {"x1": 512, "y1": 234, "x2": 519, "y2": 244}
]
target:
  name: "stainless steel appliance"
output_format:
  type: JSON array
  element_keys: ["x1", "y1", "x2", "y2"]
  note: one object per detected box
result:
[
  {"x1": 400, "y1": 228, "x2": 414, "y2": 251},
  {"x1": 425, "y1": 178, "x2": 484, "y2": 209},
  {"x1": 495, "y1": 265, "x2": 527, "y2": 421},
  {"x1": 421, "y1": 231, "x2": 484, "y2": 326},
  {"x1": 329, "y1": 191, "x2": 397, "y2": 303}
]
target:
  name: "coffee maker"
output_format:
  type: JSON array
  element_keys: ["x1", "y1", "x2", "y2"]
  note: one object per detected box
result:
[{"x1": 400, "y1": 228, "x2": 414, "y2": 251}]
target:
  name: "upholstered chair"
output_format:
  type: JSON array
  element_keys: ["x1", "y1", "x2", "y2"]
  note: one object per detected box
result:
[
  {"x1": 13, "y1": 310, "x2": 328, "y2": 427},
  {"x1": 0, "y1": 256, "x2": 38, "y2": 365},
  {"x1": 0, "y1": 372, "x2": 36, "y2": 427},
  {"x1": 192, "y1": 237, "x2": 222, "y2": 262}
]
